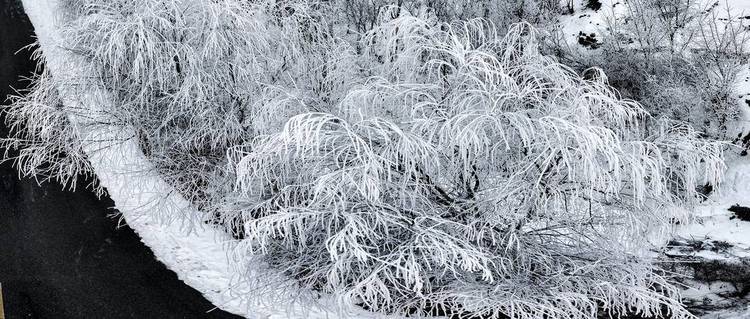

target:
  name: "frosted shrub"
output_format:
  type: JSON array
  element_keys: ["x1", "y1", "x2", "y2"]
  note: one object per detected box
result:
[
  {"x1": 575, "y1": 50, "x2": 740, "y2": 139},
  {"x1": 229, "y1": 16, "x2": 724, "y2": 318},
  {"x1": 46, "y1": 0, "x2": 344, "y2": 212},
  {"x1": 1, "y1": 51, "x2": 100, "y2": 193},
  {"x1": 4, "y1": 1, "x2": 728, "y2": 318},
  {"x1": 337, "y1": 0, "x2": 560, "y2": 34}
]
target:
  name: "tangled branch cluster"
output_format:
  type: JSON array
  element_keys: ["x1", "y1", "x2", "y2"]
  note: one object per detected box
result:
[
  {"x1": 3, "y1": 1, "x2": 728, "y2": 318},
  {"x1": 229, "y1": 16, "x2": 723, "y2": 318}
]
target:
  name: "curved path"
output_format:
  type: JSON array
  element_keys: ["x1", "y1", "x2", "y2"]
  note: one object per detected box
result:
[{"x1": 0, "y1": 2, "x2": 243, "y2": 318}]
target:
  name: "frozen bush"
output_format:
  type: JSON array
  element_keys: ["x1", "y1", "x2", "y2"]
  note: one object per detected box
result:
[
  {"x1": 576, "y1": 50, "x2": 739, "y2": 138},
  {"x1": 1, "y1": 51, "x2": 100, "y2": 193},
  {"x1": 45, "y1": 0, "x2": 349, "y2": 212},
  {"x1": 228, "y1": 16, "x2": 724, "y2": 318},
  {"x1": 33, "y1": 0, "x2": 562, "y2": 215},
  {"x1": 4, "y1": 1, "x2": 729, "y2": 318}
]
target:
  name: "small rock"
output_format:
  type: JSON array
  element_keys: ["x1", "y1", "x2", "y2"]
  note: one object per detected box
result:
[{"x1": 729, "y1": 204, "x2": 750, "y2": 221}]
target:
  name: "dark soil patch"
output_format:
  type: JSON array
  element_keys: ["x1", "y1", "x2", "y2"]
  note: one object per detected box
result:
[
  {"x1": 729, "y1": 205, "x2": 750, "y2": 222},
  {"x1": 578, "y1": 31, "x2": 602, "y2": 49},
  {"x1": 735, "y1": 131, "x2": 749, "y2": 156},
  {"x1": 696, "y1": 182, "x2": 714, "y2": 202},
  {"x1": 585, "y1": 0, "x2": 603, "y2": 11}
]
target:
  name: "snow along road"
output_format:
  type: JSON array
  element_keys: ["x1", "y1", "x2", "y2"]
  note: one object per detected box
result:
[{"x1": 0, "y1": 1, "x2": 243, "y2": 318}]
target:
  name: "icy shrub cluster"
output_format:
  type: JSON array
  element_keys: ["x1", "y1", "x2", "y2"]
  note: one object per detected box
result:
[
  {"x1": 226, "y1": 17, "x2": 724, "y2": 318},
  {"x1": 1, "y1": 0, "x2": 731, "y2": 318},
  {"x1": 51, "y1": 0, "x2": 341, "y2": 210},
  {"x1": 552, "y1": 0, "x2": 749, "y2": 139},
  {"x1": 1, "y1": 50, "x2": 100, "y2": 192},
  {"x1": 337, "y1": 0, "x2": 560, "y2": 33}
]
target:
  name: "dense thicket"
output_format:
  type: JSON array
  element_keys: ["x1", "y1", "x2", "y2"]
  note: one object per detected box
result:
[{"x1": 2, "y1": 0, "x2": 735, "y2": 318}]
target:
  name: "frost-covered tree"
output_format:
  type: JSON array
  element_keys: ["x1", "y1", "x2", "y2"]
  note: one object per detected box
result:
[{"x1": 227, "y1": 14, "x2": 724, "y2": 319}]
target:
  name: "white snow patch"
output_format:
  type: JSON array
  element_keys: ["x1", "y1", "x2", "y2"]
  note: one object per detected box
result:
[
  {"x1": 701, "y1": 307, "x2": 750, "y2": 319},
  {"x1": 675, "y1": 155, "x2": 750, "y2": 250}
]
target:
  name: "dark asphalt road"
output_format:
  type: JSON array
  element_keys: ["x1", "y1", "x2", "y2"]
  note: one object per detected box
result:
[{"x1": 0, "y1": 3, "x2": 243, "y2": 319}]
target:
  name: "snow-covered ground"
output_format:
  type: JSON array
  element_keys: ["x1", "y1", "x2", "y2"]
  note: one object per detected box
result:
[
  {"x1": 668, "y1": 154, "x2": 750, "y2": 316},
  {"x1": 675, "y1": 155, "x2": 750, "y2": 256},
  {"x1": 703, "y1": 308, "x2": 750, "y2": 319}
]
